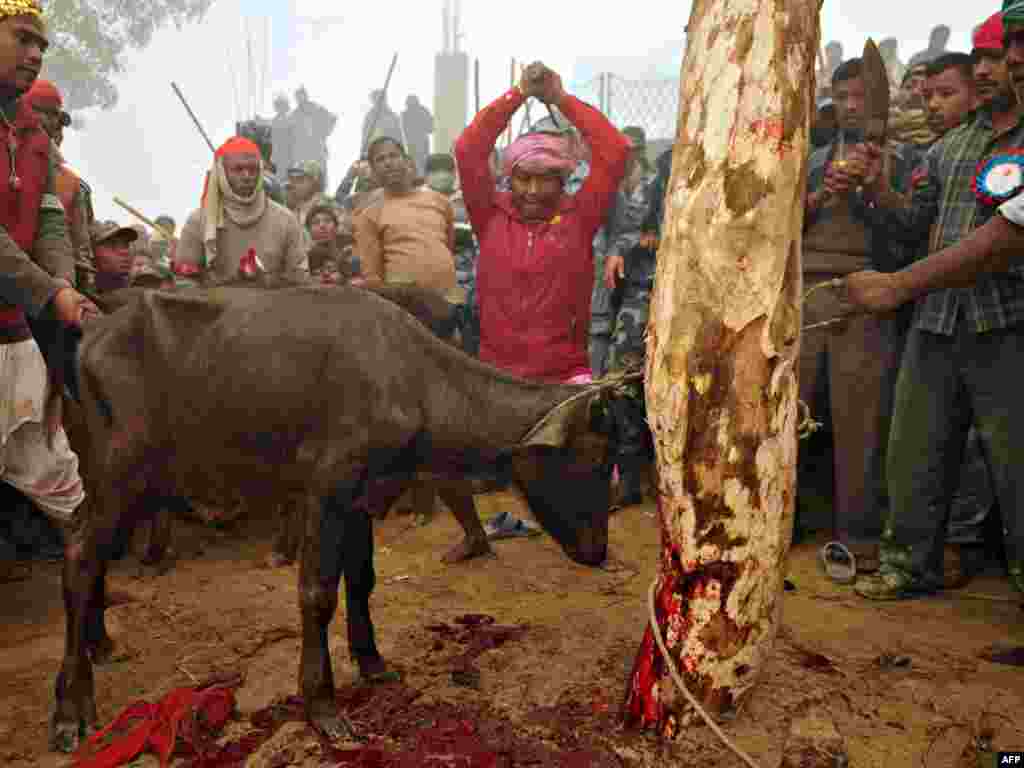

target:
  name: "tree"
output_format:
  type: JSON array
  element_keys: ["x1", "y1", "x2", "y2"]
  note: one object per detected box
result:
[
  {"x1": 40, "y1": 0, "x2": 214, "y2": 113},
  {"x1": 622, "y1": 0, "x2": 819, "y2": 738}
]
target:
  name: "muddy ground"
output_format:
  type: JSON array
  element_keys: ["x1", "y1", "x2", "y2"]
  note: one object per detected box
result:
[{"x1": 2, "y1": 490, "x2": 1024, "y2": 767}]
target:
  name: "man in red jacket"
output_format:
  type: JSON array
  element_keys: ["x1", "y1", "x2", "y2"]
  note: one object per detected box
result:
[
  {"x1": 454, "y1": 61, "x2": 628, "y2": 539},
  {"x1": 455, "y1": 61, "x2": 629, "y2": 383}
]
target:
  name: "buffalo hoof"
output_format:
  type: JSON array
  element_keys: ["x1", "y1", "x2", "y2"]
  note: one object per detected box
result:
[
  {"x1": 310, "y1": 711, "x2": 359, "y2": 742},
  {"x1": 50, "y1": 714, "x2": 92, "y2": 753},
  {"x1": 89, "y1": 635, "x2": 128, "y2": 666}
]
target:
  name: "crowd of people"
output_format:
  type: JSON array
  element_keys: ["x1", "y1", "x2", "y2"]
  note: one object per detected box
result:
[
  {"x1": 2, "y1": 0, "x2": 1024, "y2": 618},
  {"x1": 805, "y1": 5, "x2": 1024, "y2": 602},
  {"x1": 0, "y1": 0, "x2": 659, "y2": 578}
]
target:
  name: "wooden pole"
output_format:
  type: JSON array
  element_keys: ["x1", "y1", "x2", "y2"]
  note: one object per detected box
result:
[
  {"x1": 171, "y1": 82, "x2": 217, "y2": 154},
  {"x1": 361, "y1": 52, "x2": 399, "y2": 159},
  {"x1": 623, "y1": 0, "x2": 818, "y2": 737},
  {"x1": 113, "y1": 197, "x2": 174, "y2": 242}
]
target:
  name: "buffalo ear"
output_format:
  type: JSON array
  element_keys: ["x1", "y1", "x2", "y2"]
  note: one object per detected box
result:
[{"x1": 520, "y1": 391, "x2": 600, "y2": 449}]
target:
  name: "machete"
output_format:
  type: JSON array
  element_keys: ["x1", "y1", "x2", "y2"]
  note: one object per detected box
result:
[
  {"x1": 861, "y1": 38, "x2": 890, "y2": 148},
  {"x1": 824, "y1": 38, "x2": 889, "y2": 205}
]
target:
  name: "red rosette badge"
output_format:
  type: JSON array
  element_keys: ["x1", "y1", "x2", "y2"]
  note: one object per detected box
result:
[
  {"x1": 239, "y1": 247, "x2": 265, "y2": 278},
  {"x1": 974, "y1": 150, "x2": 1024, "y2": 207}
]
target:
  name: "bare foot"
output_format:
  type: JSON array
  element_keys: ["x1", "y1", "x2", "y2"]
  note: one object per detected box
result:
[{"x1": 441, "y1": 536, "x2": 492, "y2": 565}]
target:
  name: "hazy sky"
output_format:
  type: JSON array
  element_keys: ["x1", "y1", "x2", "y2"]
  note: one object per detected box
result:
[{"x1": 56, "y1": 0, "x2": 988, "y2": 229}]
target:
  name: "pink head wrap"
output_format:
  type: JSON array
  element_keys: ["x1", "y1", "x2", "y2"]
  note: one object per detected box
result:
[{"x1": 502, "y1": 132, "x2": 577, "y2": 177}]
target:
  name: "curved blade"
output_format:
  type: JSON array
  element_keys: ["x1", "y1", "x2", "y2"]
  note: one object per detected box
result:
[{"x1": 861, "y1": 38, "x2": 890, "y2": 144}]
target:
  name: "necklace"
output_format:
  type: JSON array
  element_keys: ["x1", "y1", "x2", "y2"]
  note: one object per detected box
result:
[{"x1": 0, "y1": 110, "x2": 21, "y2": 191}]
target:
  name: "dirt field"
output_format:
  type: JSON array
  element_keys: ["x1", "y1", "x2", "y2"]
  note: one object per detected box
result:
[{"x1": 2, "y1": 491, "x2": 1024, "y2": 767}]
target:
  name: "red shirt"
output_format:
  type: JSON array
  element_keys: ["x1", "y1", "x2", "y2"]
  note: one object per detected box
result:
[{"x1": 454, "y1": 89, "x2": 628, "y2": 382}]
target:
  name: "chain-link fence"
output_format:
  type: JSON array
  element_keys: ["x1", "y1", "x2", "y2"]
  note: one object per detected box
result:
[{"x1": 570, "y1": 74, "x2": 680, "y2": 142}]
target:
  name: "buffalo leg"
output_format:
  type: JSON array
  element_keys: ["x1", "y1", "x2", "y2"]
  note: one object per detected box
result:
[
  {"x1": 139, "y1": 503, "x2": 173, "y2": 566},
  {"x1": 299, "y1": 492, "x2": 354, "y2": 740},
  {"x1": 52, "y1": 527, "x2": 105, "y2": 752},
  {"x1": 340, "y1": 505, "x2": 383, "y2": 676},
  {"x1": 53, "y1": 475, "x2": 151, "y2": 752},
  {"x1": 84, "y1": 559, "x2": 115, "y2": 662}
]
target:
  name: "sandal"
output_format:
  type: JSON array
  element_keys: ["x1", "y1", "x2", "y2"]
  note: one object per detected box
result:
[
  {"x1": 483, "y1": 512, "x2": 542, "y2": 541},
  {"x1": 819, "y1": 542, "x2": 857, "y2": 585}
]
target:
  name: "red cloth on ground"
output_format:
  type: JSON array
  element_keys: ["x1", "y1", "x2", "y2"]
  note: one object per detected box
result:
[
  {"x1": 454, "y1": 89, "x2": 629, "y2": 382},
  {"x1": 74, "y1": 685, "x2": 236, "y2": 768}
]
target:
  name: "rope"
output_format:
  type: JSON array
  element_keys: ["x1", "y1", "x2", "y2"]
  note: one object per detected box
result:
[
  {"x1": 797, "y1": 399, "x2": 822, "y2": 440},
  {"x1": 647, "y1": 579, "x2": 762, "y2": 768},
  {"x1": 801, "y1": 277, "x2": 864, "y2": 333}
]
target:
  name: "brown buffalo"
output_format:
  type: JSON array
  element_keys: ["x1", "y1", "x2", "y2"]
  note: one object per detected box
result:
[
  {"x1": 70, "y1": 283, "x2": 465, "y2": 567},
  {"x1": 52, "y1": 285, "x2": 617, "y2": 750}
]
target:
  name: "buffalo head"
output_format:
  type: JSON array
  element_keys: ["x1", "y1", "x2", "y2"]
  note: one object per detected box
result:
[{"x1": 511, "y1": 387, "x2": 621, "y2": 566}]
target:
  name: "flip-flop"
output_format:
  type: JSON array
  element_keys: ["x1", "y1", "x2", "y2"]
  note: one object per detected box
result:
[{"x1": 819, "y1": 542, "x2": 857, "y2": 585}]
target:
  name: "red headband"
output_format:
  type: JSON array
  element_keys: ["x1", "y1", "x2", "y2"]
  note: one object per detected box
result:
[{"x1": 214, "y1": 136, "x2": 261, "y2": 159}]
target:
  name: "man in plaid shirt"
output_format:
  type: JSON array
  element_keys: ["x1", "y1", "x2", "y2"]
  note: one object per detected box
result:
[{"x1": 851, "y1": 7, "x2": 1024, "y2": 600}]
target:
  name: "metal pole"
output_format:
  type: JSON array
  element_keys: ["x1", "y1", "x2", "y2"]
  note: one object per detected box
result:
[
  {"x1": 507, "y1": 58, "x2": 516, "y2": 147},
  {"x1": 225, "y1": 48, "x2": 241, "y2": 124},
  {"x1": 606, "y1": 74, "x2": 613, "y2": 124},
  {"x1": 360, "y1": 52, "x2": 399, "y2": 159},
  {"x1": 474, "y1": 58, "x2": 480, "y2": 115},
  {"x1": 245, "y1": 17, "x2": 254, "y2": 118},
  {"x1": 171, "y1": 82, "x2": 217, "y2": 154},
  {"x1": 260, "y1": 17, "x2": 269, "y2": 114}
]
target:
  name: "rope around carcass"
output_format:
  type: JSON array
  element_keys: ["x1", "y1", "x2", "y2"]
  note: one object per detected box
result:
[{"x1": 647, "y1": 579, "x2": 763, "y2": 768}]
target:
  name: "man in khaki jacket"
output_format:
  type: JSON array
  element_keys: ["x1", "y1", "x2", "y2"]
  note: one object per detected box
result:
[{"x1": 176, "y1": 136, "x2": 309, "y2": 286}]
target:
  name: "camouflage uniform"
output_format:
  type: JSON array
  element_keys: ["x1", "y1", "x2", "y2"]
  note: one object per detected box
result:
[
  {"x1": 603, "y1": 169, "x2": 657, "y2": 375},
  {"x1": 450, "y1": 192, "x2": 480, "y2": 356},
  {"x1": 607, "y1": 148, "x2": 671, "y2": 498},
  {"x1": 75, "y1": 178, "x2": 96, "y2": 293},
  {"x1": 589, "y1": 227, "x2": 613, "y2": 376}
]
